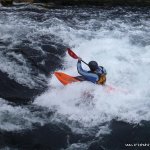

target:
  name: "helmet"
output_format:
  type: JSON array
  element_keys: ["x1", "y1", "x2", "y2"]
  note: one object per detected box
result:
[{"x1": 88, "y1": 61, "x2": 98, "y2": 71}]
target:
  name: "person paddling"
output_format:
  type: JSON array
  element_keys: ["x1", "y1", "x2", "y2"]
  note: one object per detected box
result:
[{"x1": 77, "y1": 57, "x2": 107, "y2": 85}]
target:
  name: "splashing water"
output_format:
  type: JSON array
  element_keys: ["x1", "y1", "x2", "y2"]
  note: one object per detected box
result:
[{"x1": 35, "y1": 7, "x2": 150, "y2": 134}]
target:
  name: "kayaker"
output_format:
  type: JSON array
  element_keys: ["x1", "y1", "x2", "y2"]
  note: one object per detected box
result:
[{"x1": 77, "y1": 57, "x2": 107, "y2": 85}]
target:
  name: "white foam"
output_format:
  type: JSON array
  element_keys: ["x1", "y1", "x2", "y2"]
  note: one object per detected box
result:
[
  {"x1": 0, "y1": 98, "x2": 45, "y2": 131},
  {"x1": 0, "y1": 51, "x2": 46, "y2": 89},
  {"x1": 0, "y1": 17, "x2": 47, "y2": 89},
  {"x1": 1, "y1": 8, "x2": 150, "y2": 134},
  {"x1": 35, "y1": 15, "x2": 150, "y2": 134}
]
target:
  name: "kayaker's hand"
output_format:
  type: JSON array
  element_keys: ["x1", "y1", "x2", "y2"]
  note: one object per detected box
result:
[{"x1": 78, "y1": 57, "x2": 82, "y2": 61}]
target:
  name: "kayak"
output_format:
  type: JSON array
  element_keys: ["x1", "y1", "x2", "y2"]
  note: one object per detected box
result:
[
  {"x1": 54, "y1": 72, "x2": 125, "y2": 93},
  {"x1": 54, "y1": 72, "x2": 85, "y2": 85}
]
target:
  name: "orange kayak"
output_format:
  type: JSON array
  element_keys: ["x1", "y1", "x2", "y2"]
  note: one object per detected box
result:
[
  {"x1": 54, "y1": 72, "x2": 126, "y2": 93},
  {"x1": 54, "y1": 72, "x2": 82, "y2": 85}
]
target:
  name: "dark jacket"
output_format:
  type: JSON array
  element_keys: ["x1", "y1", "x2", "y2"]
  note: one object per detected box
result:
[{"x1": 77, "y1": 60, "x2": 107, "y2": 84}]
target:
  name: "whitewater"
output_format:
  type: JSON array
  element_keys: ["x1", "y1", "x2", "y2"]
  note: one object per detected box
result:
[
  {"x1": 0, "y1": 5, "x2": 150, "y2": 149},
  {"x1": 35, "y1": 7, "x2": 150, "y2": 131}
]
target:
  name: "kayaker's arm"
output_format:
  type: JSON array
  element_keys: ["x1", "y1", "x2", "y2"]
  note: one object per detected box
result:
[
  {"x1": 77, "y1": 60, "x2": 88, "y2": 74},
  {"x1": 77, "y1": 60, "x2": 99, "y2": 83}
]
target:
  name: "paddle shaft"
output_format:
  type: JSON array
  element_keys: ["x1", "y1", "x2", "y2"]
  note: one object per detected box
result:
[{"x1": 81, "y1": 60, "x2": 89, "y2": 66}]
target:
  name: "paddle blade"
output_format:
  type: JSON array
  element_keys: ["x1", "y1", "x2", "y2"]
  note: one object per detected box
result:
[{"x1": 67, "y1": 48, "x2": 79, "y2": 59}]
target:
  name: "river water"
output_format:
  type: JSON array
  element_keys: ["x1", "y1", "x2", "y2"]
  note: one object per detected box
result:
[{"x1": 0, "y1": 3, "x2": 150, "y2": 150}]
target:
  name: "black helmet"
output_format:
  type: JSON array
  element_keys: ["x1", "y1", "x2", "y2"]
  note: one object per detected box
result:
[{"x1": 88, "y1": 61, "x2": 98, "y2": 71}]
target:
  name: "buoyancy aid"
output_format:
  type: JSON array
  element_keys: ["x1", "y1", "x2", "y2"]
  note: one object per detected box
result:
[{"x1": 94, "y1": 66, "x2": 107, "y2": 85}]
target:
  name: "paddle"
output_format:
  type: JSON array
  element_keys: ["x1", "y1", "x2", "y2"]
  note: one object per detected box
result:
[{"x1": 67, "y1": 48, "x2": 89, "y2": 66}]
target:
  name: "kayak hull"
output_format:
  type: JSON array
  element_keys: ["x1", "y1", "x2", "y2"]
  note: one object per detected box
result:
[
  {"x1": 54, "y1": 72, "x2": 124, "y2": 93},
  {"x1": 54, "y1": 72, "x2": 81, "y2": 85}
]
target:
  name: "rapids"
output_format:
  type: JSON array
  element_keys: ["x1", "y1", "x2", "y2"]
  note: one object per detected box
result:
[{"x1": 0, "y1": 4, "x2": 150, "y2": 149}]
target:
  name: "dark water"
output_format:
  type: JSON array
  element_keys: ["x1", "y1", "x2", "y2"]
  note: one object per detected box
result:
[{"x1": 0, "y1": 4, "x2": 150, "y2": 150}]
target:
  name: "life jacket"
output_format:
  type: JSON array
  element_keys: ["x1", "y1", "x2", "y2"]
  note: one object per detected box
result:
[{"x1": 94, "y1": 66, "x2": 107, "y2": 85}]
